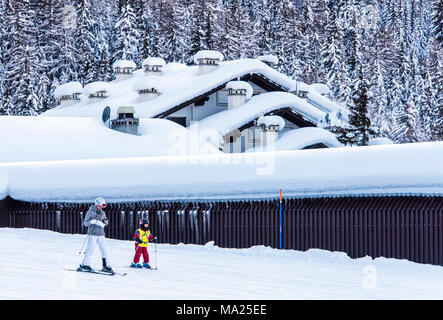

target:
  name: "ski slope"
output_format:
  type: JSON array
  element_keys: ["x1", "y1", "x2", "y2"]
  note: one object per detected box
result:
[{"x1": 1, "y1": 228, "x2": 443, "y2": 300}]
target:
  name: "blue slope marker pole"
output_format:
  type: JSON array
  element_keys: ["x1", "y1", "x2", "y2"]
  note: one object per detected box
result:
[{"x1": 279, "y1": 189, "x2": 283, "y2": 250}]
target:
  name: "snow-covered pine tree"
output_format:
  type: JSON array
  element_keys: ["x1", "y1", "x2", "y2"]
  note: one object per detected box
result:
[
  {"x1": 4, "y1": 0, "x2": 42, "y2": 115},
  {"x1": 112, "y1": 1, "x2": 140, "y2": 65},
  {"x1": 158, "y1": 0, "x2": 190, "y2": 63}
]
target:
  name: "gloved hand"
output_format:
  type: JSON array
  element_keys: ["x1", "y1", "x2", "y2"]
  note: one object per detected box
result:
[
  {"x1": 95, "y1": 220, "x2": 105, "y2": 228},
  {"x1": 152, "y1": 237, "x2": 158, "y2": 243},
  {"x1": 135, "y1": 238, "x2": 143, "y2": 244},
  {"x1": 89, "y1": 219, "x2": 97, "y2": 225}
]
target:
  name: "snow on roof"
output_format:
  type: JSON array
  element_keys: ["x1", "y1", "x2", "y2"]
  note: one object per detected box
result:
[
  {"x1": 0, "y1": 116, "x2": 220, "y2": 164},
  {"x1": 256, "y1": 115, "x2": 285, "y2": 130},
  {"x1": 42, "y1": 59, "x2": 297, "y2": 120},
  {"x1": 195, "y1": 92, "x2": 327, "y2": 138},
  {"x1": 309, "y1": 83, "x2": 330, "y2": 95},
  {"x1": 1, "y1": 141, "x2": 442, "y2": 202},
  {"x1": 193, "y1": 50, "x2": 224, "y2": 64},
  {"x1": 162, "y1": 62, "x2": 187, "y2": 74},
  {"x1": 42, "y1": 59, "x2": 349, "y2": 128},
  {"x1": 250, "y1": 127, "x2": 342, "y2": 152},
  {"x1": 369, "y1": 137, "x2": 394, "y2": 146},
  {"x1": 83, "y1": 81, "x2": 110, "y2": 95},
  {"x1": 256, "y1": 55, "x2": 279, "y2": 65},
  {"x1": 112, "y1": 59, "x2": 136, "y2": 70},
  {"x1": 225, "y1": 81, "x2": 253, "y2": 99},
  {"x1": 132, "y1": 76, "x2": 166, "y2": 92},
  {"x1": 53, "y1": 82, "x2": 83, "y2": 98},
  {"x1": 142, "y1": 57, "x2": 166, "y2": 67}
]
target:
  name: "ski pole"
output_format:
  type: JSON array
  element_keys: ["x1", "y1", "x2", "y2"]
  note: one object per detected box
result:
[
  {"x1": 78, "y1": 234, "x2": 89, "y2": 255},
  {"x1": 154, "y1": 239, "x2": 158, "y2": 270}
]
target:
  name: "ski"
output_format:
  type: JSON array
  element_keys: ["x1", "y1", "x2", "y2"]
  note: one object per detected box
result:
[
  {"x1": 126, "y1": 266, "x2": 157, "y2": 270},
  {"x1": 64, "y1": 267, "x2": 127, "y2": 276}
]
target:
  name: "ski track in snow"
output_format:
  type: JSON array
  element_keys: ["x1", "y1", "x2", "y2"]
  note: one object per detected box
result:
[{"x1": 1, "y1": 228, "x2": 443, "y2": 299}]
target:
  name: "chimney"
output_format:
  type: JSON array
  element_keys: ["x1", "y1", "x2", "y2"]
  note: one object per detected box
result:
[
  {"x1": 256, "y1": 115, "x2": 285, "y2": 147},
  {"x1": 194, "y1": 50, "x2": 224, "y2": 75},
  {"x1": 111, "y1": 106, "x2": 139, "y2": 135},
  {"x1": 83, "y1": 81, "x2": 110, "y2": 102},
  {"x1": 112, "y1": 60, "x2": 136, "y2": 81},
  {"x1": 142, "y1": 57, "x2": 166, "y2": 76},
  {"x1": 225, "y1": 81, "x2": 253, "y2": 109},
  {"x1": 53, "y1": 81, "x2": 83, "y2": 108},
  {"x1": 256, "y1": 55, "x2": 279, "y2": 68},
  {"x1": 132, "y1": 76, "x2": 163, "y2": 103}
]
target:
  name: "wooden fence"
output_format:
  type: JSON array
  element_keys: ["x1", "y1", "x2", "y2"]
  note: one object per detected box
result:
[{"x1": 1, "y1": 195, "x2": 442, "y2": 265}]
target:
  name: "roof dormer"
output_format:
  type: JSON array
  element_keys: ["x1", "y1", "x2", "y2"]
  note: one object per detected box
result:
[{"x1": 132, "y1": 76, "x2": 164, "y2": 102}]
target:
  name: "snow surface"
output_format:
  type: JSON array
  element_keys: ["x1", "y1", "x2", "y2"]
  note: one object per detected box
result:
[
  {"x1": 250, "y1": 127, "x2": 342, "y2": 152},
  {"x1": 193, "y1": 50, "x2": 224, "y2": 64},
  {"x1": 1, "y1": 228, "x2": 443, "y2": 300},
  {"x1": 0, "y1": 116, "x2": 220, "y2": 163},
  {"x1": 53, "y1": 82, "x2": 83, "y2": 98},
  {"x1": 113, "y1": 59, "x2": 136, "y2": 70},
  {"x1": 369, "y1": 137, "x2": 394, "y2": 146},
  {"x1": 256, "y1": 115, "x2": 286, "y2": 130},
  {"x1": 132, "y1": 76, "x2": 166, "y2": 92},
  {"x1": 225, "y1": 80, "x2": 253, "y2": 99},
  {"x1": 0, "y1": 141, "x2": 442, "y2": 202}
]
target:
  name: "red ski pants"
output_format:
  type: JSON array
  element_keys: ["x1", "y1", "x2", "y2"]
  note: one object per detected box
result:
[{"x1": 133, "y1": 244, "x2": 149, "y2": 263}]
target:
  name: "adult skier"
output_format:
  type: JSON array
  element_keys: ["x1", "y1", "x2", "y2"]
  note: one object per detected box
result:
[
  {"x1": 79, "y1": 197, "x2": 113, "y2": 273},
  {"x1": 130, "y1": 218, "x2": 158, "y2": 269}
]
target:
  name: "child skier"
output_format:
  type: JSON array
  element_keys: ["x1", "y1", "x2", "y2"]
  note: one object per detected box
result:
[{"x1": 131, "y1": 218, "x2": 158, "y2": 269}]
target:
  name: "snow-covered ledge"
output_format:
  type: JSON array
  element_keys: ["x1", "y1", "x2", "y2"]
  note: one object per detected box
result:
[
  {"x1": 142, "y1": 57, "x2": 166, "y2": 75},
  {"x1": 53, "y1": 81, "x2": 83, "y2": 108},
  {"x1": 132, "y1": 76, "x2": 165, "y2": 102},
  {"x1": 194, "y1": 50, "x2": 224, "y2": 75},
  {"x1": 83, "y1": 81, "x2": 110, "y2": 102},
  {"x1": 113, "y1": 60, "x2": 136, "y2": 81}
]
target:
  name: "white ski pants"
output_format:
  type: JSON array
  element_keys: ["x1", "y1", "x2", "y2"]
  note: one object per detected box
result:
[{"x1": 82, "y1": 235, "x2": 109, "y2": 266}]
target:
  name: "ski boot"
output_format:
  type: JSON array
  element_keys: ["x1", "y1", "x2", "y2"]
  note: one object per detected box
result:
[
  {"x1": 130, "y1": 262, "x2": 142, "y2": 268},
  {"x1": 143, "y1": 263, "x2": 152, "y2": 269},
  {"x1": 102, "y1": 258, "x2": 113, "y2": 273},
  {"x1": 78, "y1": 264, "x2": 93, "y2": 271}
]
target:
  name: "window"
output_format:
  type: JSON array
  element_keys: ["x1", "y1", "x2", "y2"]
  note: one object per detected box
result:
[{"x1": 216, "y1": 90, "x2": 228, "y2": 106}]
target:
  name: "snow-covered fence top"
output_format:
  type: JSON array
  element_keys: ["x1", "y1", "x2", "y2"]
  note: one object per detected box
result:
[
  {"x1": 0, "y1": 141, "x2": 442, "y2": 202},
  {"x1": 53, "y1": 82, "x2": 83, "y2": 98}
]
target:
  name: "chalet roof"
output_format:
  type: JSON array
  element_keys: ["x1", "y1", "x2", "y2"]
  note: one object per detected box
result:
[
  {"x1": 53, "y1": 82, "x2": 83, "y2": 98},
  {"x1": 42, "y1": 59, "x2": 349, "y2": 124}
]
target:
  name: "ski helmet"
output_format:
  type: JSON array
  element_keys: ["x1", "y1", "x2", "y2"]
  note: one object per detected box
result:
[
  {"x1": 140, "y1": 218, "x2": 149, "y2": 226},
  {"x1": 95, "y1": 197, "x2": 107, "y2": 208}
]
